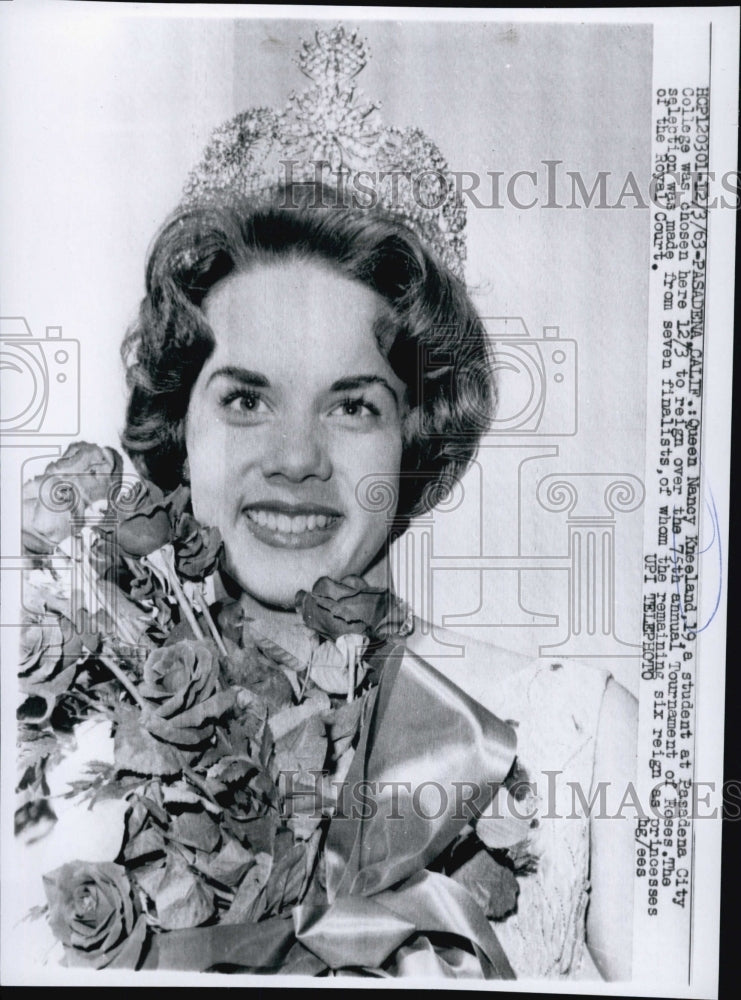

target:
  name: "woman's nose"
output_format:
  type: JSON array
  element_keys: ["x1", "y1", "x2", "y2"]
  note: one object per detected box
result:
[{"x1": 260, "y1": 416, "x2": 332, "y2": 483}]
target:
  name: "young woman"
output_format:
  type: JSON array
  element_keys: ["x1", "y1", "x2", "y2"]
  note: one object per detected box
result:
[{"x1": 120, "y1": 184, "x2": 636, "y2": 980}]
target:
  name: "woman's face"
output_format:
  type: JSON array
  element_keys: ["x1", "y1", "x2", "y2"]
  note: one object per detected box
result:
[{"x1": 185, "y1": 258, "x2": 406, "y2": 608}]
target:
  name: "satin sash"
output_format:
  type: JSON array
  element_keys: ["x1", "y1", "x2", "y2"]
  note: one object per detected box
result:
[{"x1": 151, "y1": 643, "x2": 518, "y2": 977}]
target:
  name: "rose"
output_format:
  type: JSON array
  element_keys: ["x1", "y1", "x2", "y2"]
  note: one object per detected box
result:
[
  {"x1": 108, "y1": 484, "x2": 222, "y2": 580},
  {"x1": 139, "y1": 640, "x2": 234, "y2": 747},
  {"x1": 107, "y1": 481, "x2": 172, "y2": 558},
  {"x1": 20, "y1": 612, "x2": 99, "y2": 680},
  {"x1": 43, "y1": 861, "x2": 148, "y2": 969},
  {"x1": 172, "y1": 511, "x2": 223, "y2": 580},
  {"x1": 221, "y1": 637, "x2": 294, "y2": 713},
  {"x1": 19, "y1": 617, "x2": 72, "y2": 721},
  {"x1": 22, "y1": 443, "x2": 123, "y2": 555},
  {"x1": 296, "y1": 575, "x2": 411, "y2": 642},
  {"x1": 141, "y1": 640, "x2": 219, "y2": 716},
  {"x1": 119, "y1": 559, "x2": 173, "y2": 637},
  {"x1": 17, "y1": 613, "x2": 96, "y2": 721},
  {"x1": 210, "y1": 760, "x2": 278, "y2": 850},
  {"x1": 19, "y1": 616, "x2": 65, "y2": 679},
  {"x1": 126, "y1": 558, "x2": 160, "y2": 601},
  {"x1": 22, "y1": 568, "x2": 73, "y2": 617}
]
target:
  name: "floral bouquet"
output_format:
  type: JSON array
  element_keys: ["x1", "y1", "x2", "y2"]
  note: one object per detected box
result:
[{"x1": 16, "y1": 442, "x2": 535, "y2": 978}]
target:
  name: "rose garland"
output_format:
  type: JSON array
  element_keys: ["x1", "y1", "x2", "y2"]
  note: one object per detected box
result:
[{"x1": 17, "y1": 443, "x2": 536, "y2": 975}]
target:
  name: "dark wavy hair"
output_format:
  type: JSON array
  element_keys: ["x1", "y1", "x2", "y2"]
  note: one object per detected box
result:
[{"x1": 121, "y1": 184, "x2": 495, "y2": 523}]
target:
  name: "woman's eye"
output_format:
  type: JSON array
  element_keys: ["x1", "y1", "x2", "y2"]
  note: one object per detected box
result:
[
  {"x1": 329, "y1": 397, "x2": 381, "y2": 419},
  {"x1": 220, "y1": 390, "x2": 268, "y2": 417}
]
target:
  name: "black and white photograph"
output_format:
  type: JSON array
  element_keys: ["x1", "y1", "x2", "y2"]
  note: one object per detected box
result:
[{"x1": 0, "y1": 4, "x2": 736, "y2": 993}]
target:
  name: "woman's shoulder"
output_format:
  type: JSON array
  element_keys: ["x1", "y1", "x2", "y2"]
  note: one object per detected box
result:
[{"x1": 405, "y1": 621, "x2": 614, "y2": 730}]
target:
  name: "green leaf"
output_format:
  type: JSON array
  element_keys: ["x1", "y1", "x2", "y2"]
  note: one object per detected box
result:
[
  {"x1": 244, "y1": 619, "x2": 314, "y2": 671},
  {"x1": 287, "y1": 810, "x2": 323, "y2": 842},
  {"x1": 268, "y1": 693, "x2": 330, "y2": 742},
  {"x1": 216, "y1": 709, "x2": 266, "y2": 761},
  {"x1": 123, "y1": 826, "x2": 166, "y2": 863},
  {"x1": 139, "y1": 793, "x2": 169, "y2": 826},
  {"x1": 20, "y1": 661, "x2": 78, "y2": 701},
  {"x1": 160, "y1": 782, "x2": 222, "y2": 815},
  {"x1": 168, "y1": 811, "x2": 221, "y2": 853},
  {"x1": 274, "y1": 714, "x2": 327, "y2": 777},
  {"x1": 198, "y1": 838, "x2": 255, "y2": 887},
  {"x1": 221, "y1": 636, "x2": 295, "y2": 713},
  {"x1": 15, "y1": 798, "x2": 57, "y2": 843},
  {"x1": 132, "y1": 860, "x2": 166, "y2": 900},
  {"x1": 306, "y1": 640, "x2": 350, "y2": 695},
  {"x1": 123, "y1": 797, "x2": 150, "y2": 843},
  {"x1": 205, "y1": 755, "x2": 258, "y2": 786},
  {"x1": 60, "y1": 760, "x2": 142, "y2": 808},
  {"x1": 22, "y1": 903, "x2": 49, "y2": 923},
  {"x1": 323, "y1": 696, "x2": 365, "y2": 758},
  {"x1": 222, "y1": 851, "x2": 273, "y2": 924},
  {"x1": 260, "y1": 831, "x2": 313, "y2": 917},
  {"x1": 155, "y1": 852, "x2": 216, "y2": 930},
  {"x1": 113, "y1": 708, "x2": 184, "y2": 777},
  {"x1": 237, "y1": 814, "x2": 278, "y2": 856},
  {"x1": 17, "y1": 727, "x2": 61, "y2": 788}
]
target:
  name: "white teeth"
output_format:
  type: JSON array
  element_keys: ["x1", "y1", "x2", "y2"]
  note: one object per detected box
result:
[{"x1": 246, "y1": 509, "x2": 336, "y2": 533}]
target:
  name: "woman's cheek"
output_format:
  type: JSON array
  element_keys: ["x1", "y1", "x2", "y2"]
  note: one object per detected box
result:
[
  {"x1": 335, "y1": 429, "x2": 403, "y2": 509},
  {"x1": 186, "y1": 415, "x2": 235, "y2": 527},
  {"x1": 372, "y1": 446, "x2": 404, "y2": 528}
]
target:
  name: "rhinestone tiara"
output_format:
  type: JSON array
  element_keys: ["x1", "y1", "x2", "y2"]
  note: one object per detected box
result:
[{"x1": 182, "y1": 25, "x2": 467, "y2": 279}]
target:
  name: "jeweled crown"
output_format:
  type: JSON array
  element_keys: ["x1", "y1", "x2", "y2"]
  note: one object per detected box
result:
[{"x1": 182, "y1": 26, "x2": 467, "y2": 278}]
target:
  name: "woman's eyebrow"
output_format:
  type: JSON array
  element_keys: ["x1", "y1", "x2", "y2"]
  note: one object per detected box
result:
[
  {"x1": 206, "y1": 366, "x2": 269, "y2": 388},
  {"x1": 330, "y1": 375, "x2": 399, "y2": 402}
]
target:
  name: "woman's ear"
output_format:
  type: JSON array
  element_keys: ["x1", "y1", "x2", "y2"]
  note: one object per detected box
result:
[{"x1": 182, "y1": 456, "x2": 191, "y2": 485}]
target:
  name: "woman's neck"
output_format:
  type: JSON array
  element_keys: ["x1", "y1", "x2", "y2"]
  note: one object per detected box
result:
[{"x1": 233, "y1": 552, "x2": 395, "y2": 629}]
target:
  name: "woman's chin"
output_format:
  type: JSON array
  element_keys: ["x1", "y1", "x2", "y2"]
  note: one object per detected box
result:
[
  {"x1": 230, "y1": 574, "x2": 304, "y2": 611},
  {"x1": 227, "y1": 562, "x2": 331, "y2": 612}
]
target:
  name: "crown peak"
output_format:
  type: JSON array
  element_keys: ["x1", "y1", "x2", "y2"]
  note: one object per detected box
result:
[
  {"x1": 182, "y1": 23, "x2": 467, "y2": 279},
  {"x1": 298, "y1": 25, "x2": 369, "y2": 87}
]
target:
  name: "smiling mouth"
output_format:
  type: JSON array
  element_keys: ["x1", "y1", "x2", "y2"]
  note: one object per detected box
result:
[{"x1": 242, "y1": 505, "x2": 343, "y2": 549}]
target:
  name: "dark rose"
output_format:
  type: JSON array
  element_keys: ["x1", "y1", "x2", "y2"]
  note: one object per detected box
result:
[
  {"x1": 172, "y1": 511, "x2": 223, "y2": 580},
  {"x1": 43, "y1": 861, "x2": 148, "y2": 969},
  {"x1": 17, "y1": 613, "x2": 96, "y2": 721},
  {"x1": 221, "y1": 637, "x2": 294, "y2": 713},
  {"x1": 296, "y1": 575, "x2": 409, "y2": 641},
  {"x1": 100, "y1": 482, "x2": 222, "y2": 575},
  {"x1": 210, "y1": 758, "x2": 277, "y2": 849},
  {"x1": 21, "y1": 611, "x2": 100, "y2": 676},
  {"x1": 215, "y1": 599, "x2": 246, "y2": 645},
  {"x1": 139, "y1": 640, "x2": 235, "y2": 747},
  {"x1": 109, "y1": 481, "x2": 172, "y2": 558},
  {"x1": 118, "y1": 560, "x2": 173, "y2": 639},
  {"x1": 19, "y1": 616, "x2": 65, "y2": 680},
  {"x1": 126, "y1": 557, "x2": 161, "y2": 602},
  {"x1": 22, "y1": 443, "x2": 123, "y2": 555}
]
